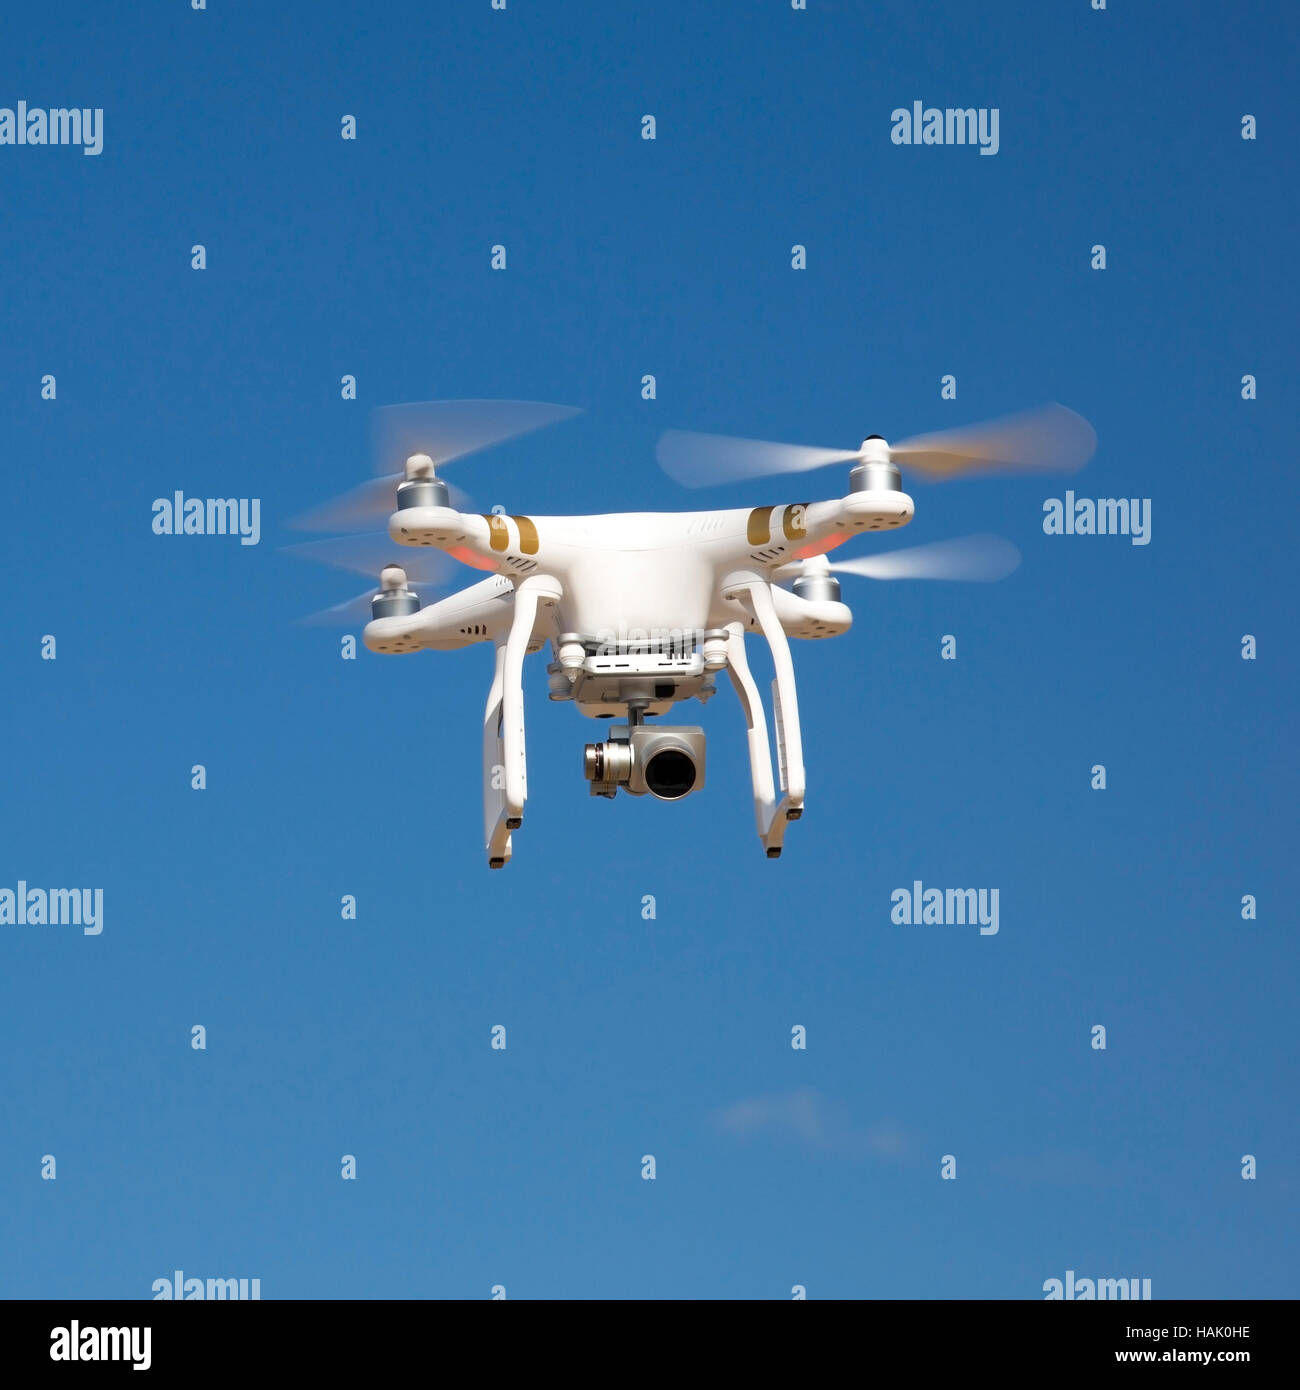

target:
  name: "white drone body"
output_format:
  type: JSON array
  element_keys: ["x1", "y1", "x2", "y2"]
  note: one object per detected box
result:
[{"x1": 291, "y1": 402, "x2": 1095, "y2": 868}]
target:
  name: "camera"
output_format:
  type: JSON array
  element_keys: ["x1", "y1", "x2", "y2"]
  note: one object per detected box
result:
[{"x1": 584, "y1": 725, "x2": 706, "y2": 800}]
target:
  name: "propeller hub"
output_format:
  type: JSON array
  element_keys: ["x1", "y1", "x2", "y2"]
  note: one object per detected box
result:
[
  {"x1": 858, "y1": 436, "x2": 891, "y2": 464},
  {"x1": 399, "y1": 453, "x2": 449, "y2": 510}
]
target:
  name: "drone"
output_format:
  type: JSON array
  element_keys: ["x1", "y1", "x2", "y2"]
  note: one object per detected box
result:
[{"x1": 289, "y1": 399, "x2": 1096, "y2": 868}]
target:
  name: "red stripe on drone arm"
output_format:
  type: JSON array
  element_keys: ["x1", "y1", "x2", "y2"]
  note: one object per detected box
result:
[
  {"x1": 793, "y1": 533, "x2": 851, "y2": 561},
  {"x1": 446, "y1": 545, "x2": 501, "y2": 572}
]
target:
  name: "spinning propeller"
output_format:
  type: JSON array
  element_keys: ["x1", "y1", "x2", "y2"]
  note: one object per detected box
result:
[
  {"x1": 286, "y1": 531, "x2": 453, "y2": 625},
  {"x1": 775, "y1": 533, "x2": 1021, "y2": 587},
  {"x1": 287, "y1": 399, "x2": 583, "y2": 623},
  {"x1": 657, "y1": 402, "x2": 1095, "y2": 487},
  {"x1": 290, "y1": 399, "x2": 584, "y2": 533}
]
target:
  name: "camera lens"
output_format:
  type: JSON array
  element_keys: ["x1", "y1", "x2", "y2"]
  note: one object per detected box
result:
[{"x1": 644, "y1": 748, "x2": 696, "y2": 799}]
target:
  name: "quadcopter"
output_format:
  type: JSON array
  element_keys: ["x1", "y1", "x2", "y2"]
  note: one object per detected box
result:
[{"x1": 289, "y1": 400, "x2": 1096, "y2": 868}]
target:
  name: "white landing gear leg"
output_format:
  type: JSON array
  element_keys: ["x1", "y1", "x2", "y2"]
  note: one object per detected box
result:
[
  {"x1": 722, "y1": 575, "x2": 806, "y2": 858},
  {"x1": 483, "y1": 641, "x2": 512, "y2": 869},
  {"x1": 483, "y1": 575, "x2": 562, "y2": 869}
]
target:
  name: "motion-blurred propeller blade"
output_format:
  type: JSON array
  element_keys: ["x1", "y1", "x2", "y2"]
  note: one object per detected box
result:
[
  {"x1": 299, "y1": 582, "x2": 442, "y2": 627},
  {"x1": 889, "y1": 404, "x2": 1095, "y2": 479},
  {"x1": 656, "y1": 430, "x2": 858, "y2": 487},
  {"x1": 288, "y1": 473, "x2": 476, "y2": 533},
  {"x1": 283, "y1": 532, "x2": 451, "y2": 585},
  {"x1": 290, "y1": 476, "x2": 403, "y2": 534},
  {"x1": 826, "y1": 534, "x2": 1021, "y2": 582},
  {"x1": 290, "y1": 398, "x2": 581, "y2": 531},
  {"x1": 657, "y1": 403, "x2": 1094, "y2": 487},
  {"x1": 371, "y1": 398, "x2": 584, "y2": 475}
]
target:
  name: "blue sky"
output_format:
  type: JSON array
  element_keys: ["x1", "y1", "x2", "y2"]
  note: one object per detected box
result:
[{"x1": 1, "y1": 0, "x2": 1295, "y2": 1299}]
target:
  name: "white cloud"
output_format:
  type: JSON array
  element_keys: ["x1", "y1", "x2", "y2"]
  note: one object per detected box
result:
[{"x1": 713, "y1": 1088, "x2": 910, "y2": 1159}]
